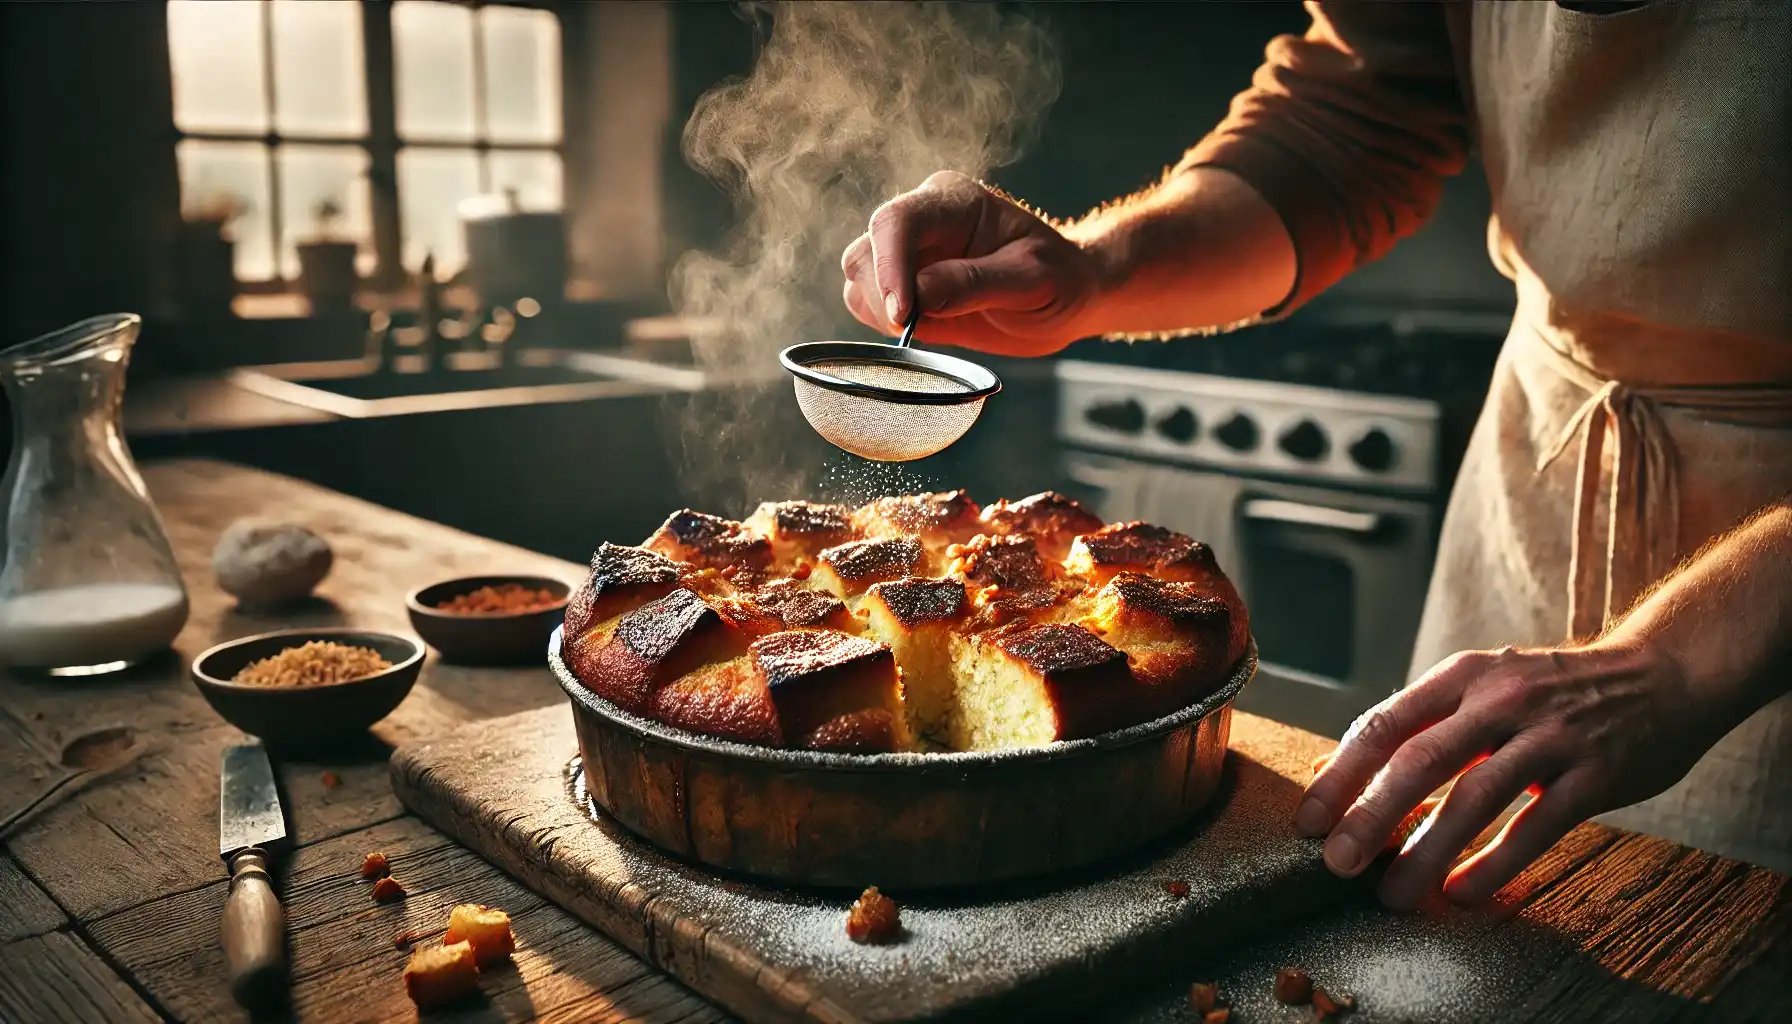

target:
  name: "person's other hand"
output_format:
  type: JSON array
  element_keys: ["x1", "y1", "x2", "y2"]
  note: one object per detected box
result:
[
  {"x1": 840, "y1": 171, "x2": 1103, "y2": 357},
  {"x1": 1296, "y1": 641, "x2": 1723, "y2": 909}
]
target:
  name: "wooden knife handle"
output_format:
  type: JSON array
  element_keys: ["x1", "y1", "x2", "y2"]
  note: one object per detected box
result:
[{"x1": 222, "y1": 849, "x2": 287, "y2": 1008}]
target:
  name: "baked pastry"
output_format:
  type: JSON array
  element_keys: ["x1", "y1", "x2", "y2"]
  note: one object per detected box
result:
[{"x1": 561, "y1": 493, "x2": 1249, "y2": 754}]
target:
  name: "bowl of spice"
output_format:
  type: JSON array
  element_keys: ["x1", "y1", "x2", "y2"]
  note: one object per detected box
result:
[
  {"x1": 190, "y1": 629, "x2": 425, "y2": 748},
  {"x1": 406, "y1": 575, "x2": 571, "y2": 665}
]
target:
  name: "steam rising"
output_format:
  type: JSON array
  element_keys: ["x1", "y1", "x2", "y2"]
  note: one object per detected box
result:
[{"x1": 669, "y1": 1, "x2": 1060, "y2": 510}]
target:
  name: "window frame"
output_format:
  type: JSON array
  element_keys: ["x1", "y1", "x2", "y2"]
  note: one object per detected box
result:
[{"x1": 171, "y1": 0, "x2": 566, "y2": 293}]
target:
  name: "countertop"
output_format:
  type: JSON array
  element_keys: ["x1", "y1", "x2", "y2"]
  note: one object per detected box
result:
[{"x1": 0, "y1": 459, "x2": 1783, "y2": 1023}]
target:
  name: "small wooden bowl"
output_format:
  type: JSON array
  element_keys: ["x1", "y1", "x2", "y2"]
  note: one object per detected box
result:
[
  {"x1": 191, "y1": 629, "x2": 424, "y2": 748},
  {"x1": 551, "y1": 626, "x2": 1256, "y2": 891},
  {"x1": 406, "y1": 575, "x2": 571, "y2": 665}
]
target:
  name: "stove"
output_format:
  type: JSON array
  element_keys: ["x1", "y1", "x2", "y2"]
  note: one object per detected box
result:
[{"x1": 1053, "y1": 307, "x2": 1510, "y2": 738}]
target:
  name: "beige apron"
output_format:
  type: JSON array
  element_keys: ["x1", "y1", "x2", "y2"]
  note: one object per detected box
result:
[{"x1": 1409, "y1": 1, "x2": 1792, "y2": 871}]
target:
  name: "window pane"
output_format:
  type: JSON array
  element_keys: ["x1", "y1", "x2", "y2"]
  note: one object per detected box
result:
[
  {"x1": 277, "y1": 145, "x2": 373, "y2": 279},
  {"x1": 393, "y1": 1, "x2": 477, "y2": 142},
  {"x1": 487, "y1": 151, "x2": 563, "y2": 213},
  {"x1": 167, "y1": 0, "x2": 268, "y2": 134},
  {"x1": 177, "y1": 140, "x2": 275, "y2": 282},
  {"x1": 271, "y1": 0, "x2": 367, "y2": 137},
  {"x1": 479, "y1": 7, "x2": 562, "y2": 144},
  {"x1": 397, "y1": 148, "x2": 481, "y2": 275}
]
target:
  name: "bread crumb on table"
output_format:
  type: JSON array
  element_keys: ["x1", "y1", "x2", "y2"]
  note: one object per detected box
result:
[
  {"x1": 372, "y1": 875, "x2": 406, "y2": 903},
  {"x1": 403, "y1": 941, "x2": 479, "y2": 1009},
  {"x1": 361, "y1": 851, "x2": 390, "y2": 879},
  {"x1": 444, "y1": 904, "x2": 515, "y2": 966},
  {"x1": 844, "y1": 887, "x2": 901, "y2": 944}
]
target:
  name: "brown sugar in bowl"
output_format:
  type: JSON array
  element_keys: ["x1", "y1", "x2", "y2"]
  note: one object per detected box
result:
[
  {"x1": 406, "y1": 575, "x2": 571, "y2": 665},
  {"x1": 190, "y1": 628, "x2": 424, "y2": 750}
]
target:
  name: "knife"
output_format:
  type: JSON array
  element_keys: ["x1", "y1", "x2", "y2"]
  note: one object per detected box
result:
[{"x1": 219, "y1": 741, "x2": 290, "y2": 1008}]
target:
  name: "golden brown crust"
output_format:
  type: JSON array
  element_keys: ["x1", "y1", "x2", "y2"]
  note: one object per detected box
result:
[
  {"x1": 1066, "y1": 521, "x2": 1220, "y2": 585},
  {"x1": 853, "y1": 490, "x2": 982, "y2": 542},
  {"x1": 750, "y1": 630, "x2": 903, "y2": 752},
  {"x1": 979, "y1": 491, "x2": 1104, "y2": 560},
  {"x1": 568, "y1": 588, "x2": 735, "y2": 711},
  {"x1": 984, "y1": 623, "x2": 1143, "y2": 739},
  {"x1": 564, "y1": 493, "x2": 1250, "y2": 754},
  {"x1": 646, "y1": 509, "x2": 773, "y2": 571},
  {"x1": 563, "y1": 543, "x2": 684, "y2": 640}
]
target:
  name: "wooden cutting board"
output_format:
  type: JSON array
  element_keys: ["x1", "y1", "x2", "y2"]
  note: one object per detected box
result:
[{"x1": 390, "y1": 704, "x2": 1363, "y2": 1023}]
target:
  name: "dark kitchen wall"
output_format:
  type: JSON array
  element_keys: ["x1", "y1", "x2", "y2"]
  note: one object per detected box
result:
[
  {"x1": 0, "y1": 2, "x2": 183, "y2": 344},
  {"x1": 664, "y1": 1, "x2": 1513, "y2": 315}
]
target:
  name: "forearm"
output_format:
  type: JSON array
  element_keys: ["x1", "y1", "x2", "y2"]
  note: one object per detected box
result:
[
  {"x1": 1059, "y1": 167, "x2": 1297, "y2": 339},
  {"x1": 1602, "y1": 500, "x2": 1792, "y2": 732}
]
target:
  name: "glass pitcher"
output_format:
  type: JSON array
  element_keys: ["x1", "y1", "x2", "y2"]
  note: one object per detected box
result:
[{"x1": 0, "y1": 314, "x2": 189, "y2": 675}]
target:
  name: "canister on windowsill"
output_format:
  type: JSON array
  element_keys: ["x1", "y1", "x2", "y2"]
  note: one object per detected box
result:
[{"x1": 461, "y1": 190, "x2": 566, "y2": 311}]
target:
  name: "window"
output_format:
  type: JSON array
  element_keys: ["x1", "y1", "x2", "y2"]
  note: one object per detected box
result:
[{"x1": 167, "y1": 0, "x2": 562, "y2": 288}]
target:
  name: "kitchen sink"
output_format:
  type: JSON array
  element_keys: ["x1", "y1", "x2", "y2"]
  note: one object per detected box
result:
[{"x1": 227, "y1": 348, "x2": 711, "y2": 418}]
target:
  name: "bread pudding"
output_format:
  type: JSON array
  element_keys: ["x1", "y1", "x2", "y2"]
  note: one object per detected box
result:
[{"x1": 562, "y1": 491, "x2": 1249, "y2": 754}]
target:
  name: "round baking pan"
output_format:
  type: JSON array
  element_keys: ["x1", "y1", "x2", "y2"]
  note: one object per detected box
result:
[{"x1": 549, "y1": 626, "x2": 1255, "y2": 890}]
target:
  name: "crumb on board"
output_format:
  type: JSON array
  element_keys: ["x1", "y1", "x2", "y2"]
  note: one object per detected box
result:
[
  {"x1": 403, "y1": 941, "x2": 479, "y2": 1009},
  {"x1": 1188, "y1": 981, "x2": 1218, "y2": 1013},
  {"x1": 321, "y1": 770, "x2": 341, "y2": 789},
  {"x1": 361, "y1": 851, "x2": 390, "y2": 879},
  {"x1": 1312, "y1": 987, "x2": 1356, "y2": 1019},
  {"x1": 393, "y1": 928, "x2": 443, "y2": 951},
  {"x1": 444, "y1": 904, "x2": 515, "y2": 966},
  {"x1": 1275, "y1": 966, "x2": 1314, "y2": 1005},
  {"x1": 372, "y1": 875, "x2": 406, "y2": 903},
  {"x1": 1164, "y1": 879, "x2": 1190, "y2": 898},
  {"x1": 844, "y1": 886, "x2": 901, "y2": 944},
  {"x1": 1203, "y1": 1009, "x2": 1230, "y2": 1024}
]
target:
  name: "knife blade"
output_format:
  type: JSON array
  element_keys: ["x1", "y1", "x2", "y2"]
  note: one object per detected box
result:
[{"x1": 218, "y1": 742, "x2": 289, "y2": 1008}]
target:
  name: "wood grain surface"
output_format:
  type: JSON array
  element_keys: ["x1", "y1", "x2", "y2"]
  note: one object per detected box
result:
[
  {"x1": 1, "y1": 459, "x2": 1785, "y2": 1023},
  {"x1": 392, "y1": 703, "x2": 1364, "y2": 1023}
]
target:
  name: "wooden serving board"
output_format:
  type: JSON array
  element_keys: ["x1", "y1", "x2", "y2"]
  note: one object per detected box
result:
[{"x1": 391, "y1": 704, "x2": 1363, "y2": 1024}]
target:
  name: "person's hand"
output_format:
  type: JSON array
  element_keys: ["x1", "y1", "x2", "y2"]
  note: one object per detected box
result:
[
  {"x1": 1297, "y1": 640, "x2": 1726, "y2": 909},
  {"x1": 840, "y1": 170, "x2": 1104, "y2": 357}
]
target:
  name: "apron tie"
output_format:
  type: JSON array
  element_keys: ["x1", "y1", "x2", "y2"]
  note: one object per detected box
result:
[
  {"x1": 1536, "y1": 377, "x2": 1678, "y2": 639},
  {"x1": 1530, "y1": 332, "x2": 1792, "y2": 641}
]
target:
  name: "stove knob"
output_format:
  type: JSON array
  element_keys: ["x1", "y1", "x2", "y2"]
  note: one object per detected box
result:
[
  {"x1": 1213, "y1": 412, "x2": 1260, "y2": 452},
  {"x1": 1277, "y1": 419, "x2": 1329, "y2": 462},
  {"x1": 1084, "y1": 398, "x2": 1146, "y2": 435},
  {"x1": 1348, "y1": 427, "x2": 1397, "y2": 472},
  {"x1": 1155, "y1": 406, "x2": 1199, "y2": 444}
]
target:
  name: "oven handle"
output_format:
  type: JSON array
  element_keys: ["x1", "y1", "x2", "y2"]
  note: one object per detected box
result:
[{"x1": 1242, "y1": 498, "x2": 1384, "y2": 535}]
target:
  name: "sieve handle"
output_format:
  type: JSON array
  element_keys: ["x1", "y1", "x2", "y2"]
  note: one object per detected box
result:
[{"x1": 895, "y1": 305, "x2": 920, "y2": 348}]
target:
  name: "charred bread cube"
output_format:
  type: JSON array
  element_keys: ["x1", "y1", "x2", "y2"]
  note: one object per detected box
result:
[
  {"x1": 403, "y1": 941, "x2": 479, "y2": 1009},
  {"x1": 811, "y1": 536, "x2": 924, "y2": 598},
  {"x1": 978, "y1": 491, "x2": 1104, "y2": 562},
  {"x1": 852, "y1": 490, "x2": 982, "y2": 545},
  {"x1": 861, "y1": 577, "x2": 967, "y2": 741},
  {"x1": 565, "y1": 588, "x2": 741, "y2": 711},
  {"x1": 645, "y1": 509, "x2": 773, "y2": 572},
  {"x1": 750, "y1": 629, "x2": 907, "y2": 752},
  {"x1": 1065, "y1": 522, "x2": 1222, "y2": 586},
  {"x1": 1088, "y1": 571, "x2": 1236, "y2": 700},
  {"x1": 561, "y1": 543, "x2": 684, "y2": 642},
  {"x1": 744, "y1": 500, "x2": 858, "y2": 565},
  {"x1": 948, "y1": 623, "x2": 1135, "y2": 749},
  {"x1": 444, "y1": 904, "x2": 516, "y2": 966},
  {"x1": 750, "y1": 578, "x2": 854, "y2": 631}
]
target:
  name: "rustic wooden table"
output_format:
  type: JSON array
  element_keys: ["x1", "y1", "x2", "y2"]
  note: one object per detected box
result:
[{"x1": 0, "y1": 459, "x2": 1784, "y2": 1023}]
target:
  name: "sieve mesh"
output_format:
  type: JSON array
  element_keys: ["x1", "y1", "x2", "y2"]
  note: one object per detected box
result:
[{"x1": 793, "y1": 358, "x2": 984, "y2": 461}]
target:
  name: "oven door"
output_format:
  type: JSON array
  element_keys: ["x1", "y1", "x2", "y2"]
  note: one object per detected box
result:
[{"x1": 1062, "y1": 451, "x2": 1437, "y2": 739}]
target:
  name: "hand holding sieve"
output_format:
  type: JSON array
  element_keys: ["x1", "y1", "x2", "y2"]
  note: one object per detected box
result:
[{"x1": 780, "y1": 307, "x2": 1002, "y2": 462}]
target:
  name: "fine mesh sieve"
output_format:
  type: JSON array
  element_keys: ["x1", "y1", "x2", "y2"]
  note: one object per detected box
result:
[{"x1": 779, "y1": 310, "x2": 1002, "y2": 462}]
